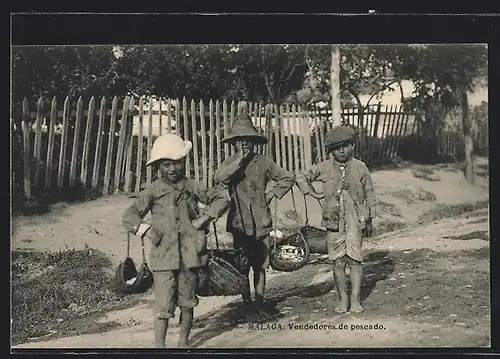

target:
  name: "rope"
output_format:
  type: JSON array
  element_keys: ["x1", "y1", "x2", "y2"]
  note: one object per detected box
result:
[
  {"x1": 303, "y1": 191, "x2": 323, "y2": 227},
  {"x1": 212, "y1": 222, "x2": 220, "y2": 250},
  {"x1": 141, "y1": 235, "x2": 146, "y2": 264},
  {"x1": 126, "y1": 232, "x2": 131, "y2": 258},
  {"x1": 273, "y1": 193, "x2": 278, "y2": 251}
]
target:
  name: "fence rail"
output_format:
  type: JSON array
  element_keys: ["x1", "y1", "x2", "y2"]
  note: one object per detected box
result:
[{"x1": 12, "y1": 95, "x2": 485, "y2": 202}]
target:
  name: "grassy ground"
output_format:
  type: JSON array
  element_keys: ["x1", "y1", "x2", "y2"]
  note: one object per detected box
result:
[{"x1": 11, "y1": 247, "x2": 150, "y2": 345}]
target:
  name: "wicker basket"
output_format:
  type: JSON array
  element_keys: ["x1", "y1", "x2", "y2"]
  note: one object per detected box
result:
[
  {"x1": 196, "y1": 224, "x2": 250, "y2": 297},
  {"x1": 270, "y1": 232, "x2": 310, "y2": 272},
  {"x1": 300, "y1": 225, "x2": 328, "y2": 254},
  {"x1": 197, "y1": 251, "x2": 249, "y2": 297},
  {"x1": 115, "y1": 233, "x2": 154, "y2": 295},
  {"x1": 300, "y1": 193, "x2": 329, "y2": 254}
]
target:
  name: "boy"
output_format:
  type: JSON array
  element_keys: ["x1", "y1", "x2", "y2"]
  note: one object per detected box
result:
[
  {"x1": 296, "y1": 125, "x2": 376, "y2": 313},
  {"x1": 215, "y1": 113, "x2": 295, "y2": 322},
  {"x1": 122, "y1": 133, "x2": 229, "y2": 348}
]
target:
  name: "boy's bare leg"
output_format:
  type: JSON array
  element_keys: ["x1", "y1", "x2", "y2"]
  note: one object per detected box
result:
[
  {"x1": 333, "y1": 256, "x2": 349, "y2": 313},
  {"x1": 240, "y1": 268, "x2": 260, "y2": 323},
  {"x1": 154, "y1": 318, "x2": 169, "y2": 348},
  {"x1": 347, "y1": 256, "x2": 363, "y2": 313},
  {"x1": 254, "y1": 268, "x2": 266, "y2": 308},
  {"x1": 178, "y1": 307, "x2": 193, "y2": 347}
]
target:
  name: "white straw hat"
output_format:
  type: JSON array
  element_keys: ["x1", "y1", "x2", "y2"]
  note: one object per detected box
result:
[{"x1": 146, "y1": 133, "x2": 192, "y2": 166}]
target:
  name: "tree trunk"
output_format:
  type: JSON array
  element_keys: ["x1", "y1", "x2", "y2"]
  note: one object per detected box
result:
[
  {"x1": 461, "y1": 89, "x2": 474, "y2": 184},
  {"x1": 330, "y1": 45, "x2": 342, "y2": 127}
]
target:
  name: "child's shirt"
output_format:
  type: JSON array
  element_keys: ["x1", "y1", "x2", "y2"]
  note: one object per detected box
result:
[
  {"x1": 122, "y1": 177, "x2": 229, "y2": 271},
  {"x1": 215, "y1": 152, "x2": 295, "y2": 238},
  {"x1": 296, "y1": 157, "x2": 377, "y2": 230}
]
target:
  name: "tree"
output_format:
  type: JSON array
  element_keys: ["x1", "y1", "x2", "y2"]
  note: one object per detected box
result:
[
  {"x1": 391, "y1": 44, "x2": 487, "y2": 183},
  {"x1": 228, "y1": 44, "x2": 309, "y2": 103}
]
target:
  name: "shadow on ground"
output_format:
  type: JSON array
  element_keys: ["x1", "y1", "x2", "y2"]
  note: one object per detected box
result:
[
  {"x1": 189, "y1": 250, "x2": 394, "y2": 347},
  {"x1": 12, "y1": 180, "x2": 107, "y2": 217}
]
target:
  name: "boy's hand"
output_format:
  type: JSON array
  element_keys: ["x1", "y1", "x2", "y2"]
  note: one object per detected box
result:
[
  {"x1": 363, "y1": 217, "x2": 373, "y2": 237},
  {"x1": 308, "y1": 191, "x2": 325, "y2": 200},
  {"x1": 192, "y1": 214, "x2": 211, "y2": 230},
  {"x1": 236, "y1": 142, "x2": 250, "y2": 159},
  {"x1": 265, "y1": 191, "x2": 275, "y2": 205}
]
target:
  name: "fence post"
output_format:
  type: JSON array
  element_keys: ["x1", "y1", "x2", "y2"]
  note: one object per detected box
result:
[
  {"x1": 182, "y1": 97, "x2": 191, "y2": 177},
  {"x1": 303, "y1": 107, "x2": 313, "y2": 170},
  {"x1": 69, "y1": 97, "x2": 84, "y2": 188},
  {"x1": 135, "y1": 96, "x2": 145, "y2": 193},
  {"x1": 57, "y1": 97, "x2": 71, "y2": 189},
  {"x1": 45, "y1": 97, "x2": 57, "y2": 188},
  {"x1": 146, "y1": 96, "x2": 154, "y2": 185},
  {"x1": 113, "y1": 96, "x2": 129, "y2": 193},
  {"x1": 80, "y1": 96, "x2": 95, "y2": 188},
  {"x1": 191, "y1": 99, "x2": 200, "y2": 182},
  {"x1": 123, "y1": 97, "x2": 135, "y2": 192},
  {"x1": 208, "y1": 99, "x2": 215, "y2": 188},
  {"x1": 200, "y1": 99, "x2": 208, "y2": 187},
  {"x1": 103, "y1": 96, "x2": 119, "y2": 195},
  {"x1": 22, "y1": 98, "x2": 32, "y2": 199},
  {"x1": 92, "y1": 96, "x2": 106, "y2": 190},
  {"x1": 33, "y1": 97, "x2": 44, "y2": 191},
  {"x1": 215, "y1": 100, "x2": 222, "y2": 167}
]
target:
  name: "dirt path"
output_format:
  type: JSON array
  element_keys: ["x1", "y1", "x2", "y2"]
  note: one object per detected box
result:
[
  {"x1": 12, "y1": 160, "x2": 490, "y2": 349},
  {"x1": 13, "y1": 211, "x2": 490, "y2": 349}
]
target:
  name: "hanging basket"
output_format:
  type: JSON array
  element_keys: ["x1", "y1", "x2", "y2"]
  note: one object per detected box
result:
[
  {"x1": 268, "y1": 186, "x2": 311, "y2": 272},
  {"x1": 300, "y1": 194, "x2": 329, "y2": 255},
  {"x1": 300, "y1": 225, "x2": 328, "y2": 254},
  {"x1": 270, "y1": 231, "x2": 310, "y2": 272},
  {"x1": 196, "y1": 224, "x2": 250, "y2": 297},
  {"x1": 115, "y1": 233, "x2": 154, "y2": 295}
]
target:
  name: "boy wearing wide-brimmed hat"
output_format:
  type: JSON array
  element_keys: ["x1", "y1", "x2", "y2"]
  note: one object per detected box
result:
[
  {"x1": 296, "y1": 125, "x2": 376, "y2": 314},
  {"x1": 122, "y1": 134, "x2": 229, "y2": 347},
  {"x1": 215, "y1": 113, "x2": 295, "y2": 322}
]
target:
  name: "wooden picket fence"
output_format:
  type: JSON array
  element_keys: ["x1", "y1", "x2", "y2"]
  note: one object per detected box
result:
[
  {"x1": 13, "y1": 95, "x2": 471, "y2": 202},
  {"x1": 311, "y1": 104, "x2": 416, "y2": 166}
]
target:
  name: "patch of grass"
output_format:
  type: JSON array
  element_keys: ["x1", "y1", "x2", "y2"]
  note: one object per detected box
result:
[
  {"x1": 11, "y1": 248, "x2": 148, "y2": 346},
  {"x1": 418, "y1": 200, "x2": 490, "y2": 223},
  {"x1": 443, "y1": 231, "x2": 490, "y2": 241},
  {"x1": 377, "y1": 201, "x2": 404, "y2": 216},
  {"x1": 390, "y1": 189, "x2": 417, "y2": 205},
  {"x1": 373, "y1": 221, "x2": 408, "y2": 236},
  {"x1": 412, "y1": 167, "x2": 441, "y2": 182},
  {"x1": 390, "y1": 187, "x2": 436, "y2": 205}
]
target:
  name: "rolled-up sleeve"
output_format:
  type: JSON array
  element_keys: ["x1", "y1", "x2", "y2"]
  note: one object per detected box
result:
[
  {"x1": 215, "y1": 154, "x2": 243, "y2": 185},
  {"x1": 296, "y1": 164, "x2": 321, "y2": 195},
  {"x1": 122, "y1": 185, "x2": 154, "y2": 234},
  {"x1": 265, "y1": 158, "x2": 295, "y2": 199}
]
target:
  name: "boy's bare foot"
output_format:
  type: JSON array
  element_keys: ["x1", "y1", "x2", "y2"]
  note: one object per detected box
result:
[
  {"x1": 243, "y1": 302, "x2": 261, "y2": 323},
  {"x1": 349, "y1": 300, "x2": 364, "y2": 313},
  {"x1": 334, "y1": 297, "x2": 349, "y2": 313}
]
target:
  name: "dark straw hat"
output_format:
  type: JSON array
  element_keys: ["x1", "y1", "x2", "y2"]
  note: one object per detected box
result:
[{"x1": 221, "y1": 114, "x2": 268, "y2": 145}]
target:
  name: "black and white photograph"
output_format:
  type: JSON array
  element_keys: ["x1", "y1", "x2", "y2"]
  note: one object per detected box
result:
[{"x1": 11, "y1": 37, "x2": 490, "y2": 349}]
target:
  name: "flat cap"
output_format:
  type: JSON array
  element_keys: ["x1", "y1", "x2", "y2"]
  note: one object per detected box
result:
[{"x1": 324, "y1": 125, "x2": 355, "y2": 149}]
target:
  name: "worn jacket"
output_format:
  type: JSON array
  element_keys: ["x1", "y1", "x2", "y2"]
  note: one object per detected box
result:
[
  {"x1": 215, "y1": 152, "x2": 295, "y2": 238},
  {"x1": 122, "y1": 177, "x2": 229, "y2": 271},
  {"x1": 296, "y1": 157, "x2": 377, "y2": 228}
]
